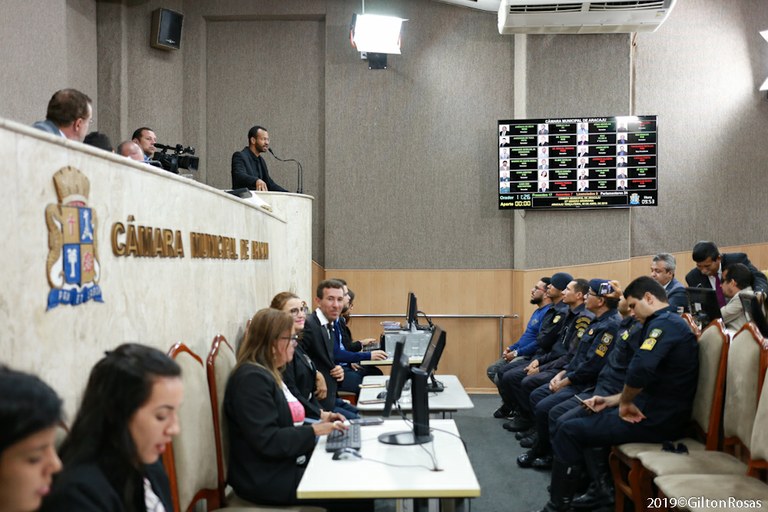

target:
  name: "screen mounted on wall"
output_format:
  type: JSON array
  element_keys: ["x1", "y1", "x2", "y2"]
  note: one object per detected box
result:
[{"x1": 497, "y1": 116, "x2": 658, "y2": 210}]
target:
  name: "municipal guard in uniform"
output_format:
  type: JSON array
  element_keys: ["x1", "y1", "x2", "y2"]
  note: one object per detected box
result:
[
  {"x1": 502, "y1": 276, "x2": 593, "y2": 432},
  {"x1": 532, "y1": 276, "x2": 698, "y2": 512},
  {"x1": 517, "y1": 279, "x2": 621, "y2": 469}
]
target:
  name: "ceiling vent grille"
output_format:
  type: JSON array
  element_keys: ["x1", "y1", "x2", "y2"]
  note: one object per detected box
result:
[{"x1": 499, "y1": 0, "x2": 677, "y2": 34}]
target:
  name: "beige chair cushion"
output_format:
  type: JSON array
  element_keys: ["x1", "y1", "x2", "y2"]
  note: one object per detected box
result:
[
  {"x1": 616, "y1": 438, "x2": 705, "y2": 459},
  {"x1": 227, "y1": 492, "x2": 326, "y2": 511},
  {"x1": 654, "y1": 474, "x2": 768, "y2": 512},
  {"x1": 749, "y1": 368, "x2": 768, "y2": 460},
  {"x1": 723, "y1": 329, "x2": 761, "y2": 444},
  {"x1": 637, "y1": 449, "x2": 747, "y2": 477},
  {"x1": 214, "y1": 341, "x2": 237, "y2": 477},
  {"x1": 691, "y1": 323, "x2": 725, "y2": 432},
  {"x1": 173, "y1": 349, "x2": 220, "y2": 510}
]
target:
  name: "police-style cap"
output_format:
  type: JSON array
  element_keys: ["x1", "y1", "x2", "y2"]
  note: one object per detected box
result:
[
  {"x1": 550, "y1": 272, "x2": 574, "y2": 291},
  {"x1": 589, "y1": 279, "x2": 611, "y2": 296}
]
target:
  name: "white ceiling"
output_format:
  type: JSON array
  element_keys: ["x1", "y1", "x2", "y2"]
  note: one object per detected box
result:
[{"x1": 432, "y1": 0, "x2": 501, "y2": 13}]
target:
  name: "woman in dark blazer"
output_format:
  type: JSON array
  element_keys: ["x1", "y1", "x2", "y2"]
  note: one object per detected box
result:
[
  {"x1": 271, "y1": 292, "x2": 326, "y2": 419},
  {"x1": 224, "y1": 308, "x2": 347, "y2": 507},
  {"x1": 40, "y1": 344, "x2": 181, "y2": 512}
]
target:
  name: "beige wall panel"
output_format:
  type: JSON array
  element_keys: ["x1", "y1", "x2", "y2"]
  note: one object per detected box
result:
[{"x1": 0, "y1": 120, "x2": 312, "y2": 418}]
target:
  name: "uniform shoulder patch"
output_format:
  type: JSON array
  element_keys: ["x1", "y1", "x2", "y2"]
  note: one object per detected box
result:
[
  {"x1": 640, "y1": 337, "x2": 657, "y2": 351},
  {"x1": 620, "y1": 330, "x2": 630, "y2": 340},
  {"x1": 649, "y1": 328, "x2": 662, "y2": 339},
  {"x1": 552, "y1": 315, "x2": 561, "y2": 324},
  {"x1": 595, "y1": 333, "x2": 614, "y2": 357}
]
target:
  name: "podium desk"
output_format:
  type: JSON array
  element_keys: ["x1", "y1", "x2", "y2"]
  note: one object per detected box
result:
[
  {"x1": 296, "y1": 419, "x2": 480, "y2": 511},
  {"x1": 357, "y1": 375, "x2": 474, "y2": 416}
]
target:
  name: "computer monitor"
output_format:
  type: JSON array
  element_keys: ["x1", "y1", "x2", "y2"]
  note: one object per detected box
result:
[
  {"x1": 686, "y1": 287, "x2": 721, "y2": 326},
  {"x1": 740, "y1": 291, "x2": 768, "y2": 337},
  {"x1": 406, "y1": 291, "x2": 418, "y2": 329},
  {"x1": 381, "y1": 339, "x2": 408, "y2": 417},
  {"x1": 419, "y1": 324, "x2": 447, "y2": 392},
  {"x1": 378, "y1": 366, "x2": 432, "y2": 446}
]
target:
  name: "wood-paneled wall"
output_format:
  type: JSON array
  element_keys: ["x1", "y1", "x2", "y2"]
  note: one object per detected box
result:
[{"x1": 315, "y1": 242, "x2": 768, "y2": 393}]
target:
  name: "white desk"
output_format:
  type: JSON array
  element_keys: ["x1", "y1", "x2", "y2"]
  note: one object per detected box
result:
[
  {"x1": 357, "y1": 375, "x2": 474, "y2": 415},
  {"x1": 297, "y1": 419, "x2": 480, "y2": 511},
  {"x1": 359, "y1": 356, "x2": 423, "y2": 366}
]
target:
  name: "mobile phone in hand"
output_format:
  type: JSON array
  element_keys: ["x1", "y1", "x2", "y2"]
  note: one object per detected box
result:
[{"x1": 575, "y1": 395, "x2": 596, "y2": 413}]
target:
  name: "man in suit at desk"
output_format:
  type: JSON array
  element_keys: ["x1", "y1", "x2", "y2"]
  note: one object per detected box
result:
[
  {"x1": 231, "y1": 125, "x2": 287, "y2": 192},
  {"x1": 685, "y1": 240, "x2": 767, "y2": 306},
  {"x1": 32, "y1": 88, "x2": 92, "y2": 142},
  {"x1": 301, "y1": 279, "x2": 348, "y2": 411},
  {"x1": 650, "y1": 253, "x2": 689, "y2": 312}
]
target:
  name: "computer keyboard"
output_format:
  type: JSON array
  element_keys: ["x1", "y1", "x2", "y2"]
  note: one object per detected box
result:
[{"x1": 325, "y1": 423, "x2": 362, "y2": 452}]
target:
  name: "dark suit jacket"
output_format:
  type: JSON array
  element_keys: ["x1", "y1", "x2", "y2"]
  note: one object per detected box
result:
[
  {"x1": 666, "y1": 278, "x2": 689, "y2": 312},
  {"x1": 301, "y1": 312, "x2": 338, "y2": 410},
  {"x1": 685, "y1": 252, "x2": 768, "y2": 294},
  {"x1": 282, "y1": 343, "x2": 322, "y2": 419},
  {"x1": 224, "y1": 364, "x2": 316, "y2": 506},
  {"x1": 41, "y1": 460, "x2": 172, "y2": 512},
  {"x1": 231, "y1": 147, "x2": 287, "y2": 192}
]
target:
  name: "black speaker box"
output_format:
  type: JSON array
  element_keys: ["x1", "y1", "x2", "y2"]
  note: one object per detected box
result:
[{"x1": 150, "y1": 8, "x2": 183, "y2": 51}]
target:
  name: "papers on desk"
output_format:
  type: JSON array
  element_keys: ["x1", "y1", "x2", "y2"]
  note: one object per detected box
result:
[{"x1": 240, "y1": 193, "x2": 273, "y2": 212}]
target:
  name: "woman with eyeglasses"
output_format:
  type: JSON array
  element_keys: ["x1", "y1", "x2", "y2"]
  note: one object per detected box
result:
[
  {"x1": 271, "y1": 292, "x2": 327, "y2": 419},
  {"x1": 224, "y1": 308, "x2": 349, "y2": 507}
]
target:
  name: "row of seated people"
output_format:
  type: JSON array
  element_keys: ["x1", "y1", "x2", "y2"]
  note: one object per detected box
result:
[
  {"x1": 0, "y1": 282, "x2": 385, "y2": 512},
  {"x1": 32, "y1": 88, "x2": 292, "y2": 192},
  {"x1": 485, "y1": 242, "x2": 768, "y2": 512}
]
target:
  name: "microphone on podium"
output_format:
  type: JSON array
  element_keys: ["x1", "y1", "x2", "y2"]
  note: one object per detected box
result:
[{"x1": 268, "y1": 147, "x2": 304, "y2": 194}]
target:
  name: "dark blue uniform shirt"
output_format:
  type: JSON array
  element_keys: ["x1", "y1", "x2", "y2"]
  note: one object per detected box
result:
[{"x1": 564, "y1": 308, "x2": 622, "y2": 386}]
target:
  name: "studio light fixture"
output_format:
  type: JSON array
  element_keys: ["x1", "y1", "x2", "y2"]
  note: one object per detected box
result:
[{"x1": 350, "y1": 4, "x2": 406, "y2": 70}]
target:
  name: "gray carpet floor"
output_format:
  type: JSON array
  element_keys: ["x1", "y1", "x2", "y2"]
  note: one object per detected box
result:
[{"x1": 372, "y1": 393, "x2": 552, "y2": 512}]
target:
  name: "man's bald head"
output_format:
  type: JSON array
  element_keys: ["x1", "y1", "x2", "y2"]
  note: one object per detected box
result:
[{"x1": 117, "y1": 141, "x2": 145, "y2": 162}]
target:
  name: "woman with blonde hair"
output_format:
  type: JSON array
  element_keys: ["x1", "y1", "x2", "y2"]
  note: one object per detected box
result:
[{"x1": 224, "y1": 308, "x2": 351, "y2": 507}]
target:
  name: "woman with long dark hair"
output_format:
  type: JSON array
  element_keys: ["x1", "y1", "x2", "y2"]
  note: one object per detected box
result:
[
  {"x1": 41, "y1": 343, "x2": 182, "y2": 511},
  {"x1": 0, "y1": 367, "x2": 63, "y2": 512}
]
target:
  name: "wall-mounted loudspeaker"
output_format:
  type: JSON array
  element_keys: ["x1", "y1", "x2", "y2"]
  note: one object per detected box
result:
[{"x1": 151, "y1": 8, "x2": 184, "y2": 51}]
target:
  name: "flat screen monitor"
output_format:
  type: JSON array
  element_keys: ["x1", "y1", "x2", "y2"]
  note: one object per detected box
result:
[
  {"x1": 686, "y1": 287, "x2": 721, "y2": 326},
  {"x1": 498, "y1": 115, "x2": 658, "y2": 209},
  {"x1": 378, "y1": 367, "x2": 432, "y2": 446},
  {"x1": 740, "y1": 291, "x2": 768, "y2": 337},
  {"x1": 406, "y1": 291, "x2": 418, "y2": 329},
  {"x1": 381, "y1": 339, "x2": 408, "y2": 417},
  {"x1": 419, "y1": 325, "x2": 446, "y2": 392}
]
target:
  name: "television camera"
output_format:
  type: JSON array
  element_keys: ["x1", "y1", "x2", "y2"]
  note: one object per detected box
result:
[{"x1": 152, "y1": 142, "x2": 200, "y2": 175}]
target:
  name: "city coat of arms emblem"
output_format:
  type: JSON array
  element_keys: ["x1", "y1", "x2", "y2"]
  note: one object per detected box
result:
[{"x1": 45, "y1": 166, "x2": 103, "y2": 309}]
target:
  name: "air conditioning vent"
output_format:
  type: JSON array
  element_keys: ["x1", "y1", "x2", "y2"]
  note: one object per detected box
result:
[{"x1": 498, "y1": 0, "x2": 677, "y2": 34}]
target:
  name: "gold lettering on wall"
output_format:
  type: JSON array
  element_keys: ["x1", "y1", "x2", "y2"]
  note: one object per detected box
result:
[
  {"x1": 110, "y1": 219, "x2": 267, "y2": 261},
  {"x1": 110, "y1": 216, "x2": 184, "y2": 258}
]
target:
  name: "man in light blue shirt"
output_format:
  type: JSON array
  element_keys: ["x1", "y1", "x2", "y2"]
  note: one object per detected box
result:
[{"x1": 487, "y1": 277, "x2": 552, "y2": 418}]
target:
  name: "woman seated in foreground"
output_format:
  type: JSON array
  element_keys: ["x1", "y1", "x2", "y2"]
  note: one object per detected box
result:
[
  {"x1": 225, "y1": 308, "x2": 371, "y2": 511},
  {"x1": 41, "y1": 343, "x2": 182, "y2": 511},
  {"x1": 0, "y1": 367, "x2": 63, "y2": 512},
  {"x1": 271, "y1": 292, "x2": 359, "y2": 420}
]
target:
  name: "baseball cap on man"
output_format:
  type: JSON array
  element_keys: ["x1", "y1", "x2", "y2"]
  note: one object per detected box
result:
[{"x1": 550, "y1": 272, "x2": 574, "y2": 291}]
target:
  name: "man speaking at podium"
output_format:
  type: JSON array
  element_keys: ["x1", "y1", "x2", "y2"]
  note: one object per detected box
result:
[{"x1": 231, "y1": 125, "x2": 287, "y2": 192}]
